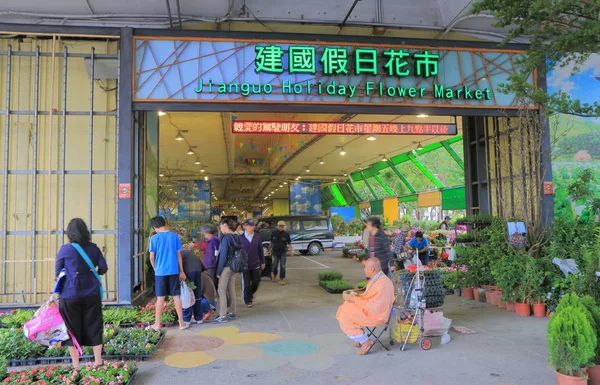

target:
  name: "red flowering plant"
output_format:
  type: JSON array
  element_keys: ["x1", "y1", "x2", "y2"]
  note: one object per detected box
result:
[
  {"x1": 77, "y1": 361, "x2": 136, "y2": 385},
  {"x1": 3, "y1": 365, "x2": 71, "y2": 385}
]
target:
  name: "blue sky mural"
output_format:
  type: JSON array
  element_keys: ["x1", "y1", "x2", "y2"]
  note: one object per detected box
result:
[
  {"x1": 290, "y1": 181, "x2": 322, "y2": 215},
  {"x1": 547, "y1": 54, "x2": 600, "y2": 220},
  {"x1": 548, "y1": 54, "x2": 600, "y2": 116},
  {"x1": 176, "y1": 180, "x2": 211, "y2": 221}
]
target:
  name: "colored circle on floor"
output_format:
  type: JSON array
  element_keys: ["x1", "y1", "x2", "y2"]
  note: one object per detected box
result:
[
  {"x1": 262, "y1": 340, "x2": 320, "y2": 357},
  {"x1": 163, "y1": 336, "x2": 225, "y2": 352}
]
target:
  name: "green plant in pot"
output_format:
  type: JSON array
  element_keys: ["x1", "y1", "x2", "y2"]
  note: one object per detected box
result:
[
  {"x1": 548, "y1": 293, "x2": 597, "y2": 385},
  {"x1": 580, "y1": 296, "x2": 600, "y2": 385},
  {"x1": 514, "y1": 257, "x2": 548, "y2": 317},
  {"x1": 491, "y1": 251, "x2": 523, "y2": 308}
]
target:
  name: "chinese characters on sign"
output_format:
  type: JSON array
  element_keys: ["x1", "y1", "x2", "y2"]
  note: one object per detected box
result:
[
  {"x1": 255, "y1": 45, "x2": 440, "y2": 77},
  {"x1": 232, "y1": 121, "x2": 457, "y2": 136}
]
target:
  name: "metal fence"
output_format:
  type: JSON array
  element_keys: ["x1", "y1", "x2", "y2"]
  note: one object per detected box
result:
[{"x1": 0, "y1": 38, "x2": 119, "y2": 304}]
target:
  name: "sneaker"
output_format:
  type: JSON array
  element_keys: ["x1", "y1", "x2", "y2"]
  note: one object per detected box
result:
[
  {"x1": 190, "y1": 319, "x2": 198, "y2": 325},
  {"x1": 279, "y1": 279, "x2": 286, "y2": 285},
  {"x1": 215, "y1": 316, "x2": 228, "y2": 323},
  {"x1": 202, "y1": 310, "x2": 215, "y2": 321},
  {"x1": 247, "y1": 302, "x2": 253, "y2": 308},
  {"x1": 227, "y1": 313, "x2": 237, "y2": 319}
]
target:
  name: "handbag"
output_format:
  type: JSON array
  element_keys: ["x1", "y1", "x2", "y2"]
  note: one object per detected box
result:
[{"x1": 71, "y1": 243, "x2": 104, "y2": 299}]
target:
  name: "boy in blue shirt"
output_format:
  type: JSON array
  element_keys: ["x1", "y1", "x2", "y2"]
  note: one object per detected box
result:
[
  {"x1": 408, "y1": 231, "x2": 430, "y2": 267},
  {"x1": 149, "y1": 216, "x2": 188, "y2": 330}
]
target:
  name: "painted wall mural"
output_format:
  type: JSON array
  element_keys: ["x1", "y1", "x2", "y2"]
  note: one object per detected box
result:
[
  {"x1": 548, "y1": 54, "x2": 600, "y2": 220},
  {"x1": 290, "y1": 181, "x2": 322, "y2": 215},
  {"x1": 176, "y1": 181, "x2": 212, "y2": 221}
]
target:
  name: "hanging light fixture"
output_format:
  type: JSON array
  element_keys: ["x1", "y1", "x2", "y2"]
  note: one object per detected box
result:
[
  {"x1": 158, "y1": 111, "x2": 167, "y2": 116},
  {"x1": 416, "y1": 113, "x2": 429, "y2": 118},
  {"x1": 283, "y1": 182, "x2": 288, "y2": 185},
  {"x1": 416, "y1": 142, "x2": 424, "y2": 150},
  {"x1": 381, "y1": 154, "x2": 388, "y2": 162},
  {"x1": 200, "y1": 167, "x2": 206, "y2": 173},
  {"x1": 339, "y1": 147, "x2": 347, "y2": 156},
  {"x1": 367, "y1": 136, "x2": 376, "y2": 141},
  {"x1": 194, "y1": 159, "x2": 201, "y2": 165},
  {"x1": 343, "y1": 172, "x2": 348, "y2": 177},
  {"x1": 305, "y1": 167, "x2": 310, "y2": 173},
  {"x1": 159, "y1": 173, "x2": 164, "y2": 177},
  {"x1": 187, "y1": 148, "x2": 194, "y2": 155},
  {"x1": 175, "y1": 131, "x2": 185, "y2": 141},
  {"x1": 319, "y1": 159, "x2": 325, "y2": 165}
]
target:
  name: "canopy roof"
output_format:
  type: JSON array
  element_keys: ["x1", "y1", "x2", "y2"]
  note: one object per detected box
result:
[{"x1": 0, "y1": 0, "x2": 521, "y2": 43}]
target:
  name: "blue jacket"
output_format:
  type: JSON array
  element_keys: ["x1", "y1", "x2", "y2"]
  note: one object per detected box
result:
[
  {"x1": 217, "y1": 233, "x2": 242, "y2": 275},
  {"x1": 55, "y1": 242, "x2": 108, "y2": 299},
  {"x1": 239, "y1": 232, "x2": 265, "y2": 270}
]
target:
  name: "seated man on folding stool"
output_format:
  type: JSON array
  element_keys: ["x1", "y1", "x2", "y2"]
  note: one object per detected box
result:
[{"x1": 336, "y1": 257, "x2": 395, "y2": 355}]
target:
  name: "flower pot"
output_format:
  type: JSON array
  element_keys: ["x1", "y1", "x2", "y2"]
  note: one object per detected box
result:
[
  {"x1": 485, "y1": 291, "x2": 492, "y2": 303},
  {"x1": 462, "y1": 287, "x2": 474, "y2": 300},
  {"x1": 587, "y1": 365, "x2": 600, "y2": 385},
  {"x1": 532, "y1": 303, "x2": 546, "y2": 317},
  {"x1": 555, "y1": 370, "x2": 588, "y2": 385},
  {"x1": 472, "y1": 288, "x2": 481, "y2": 302},
  {"x1": 506, "y1": 302, "x2": 516, "y2": 311},
  {"x1": 515, "y1": 302, "x2": 531, "y2": 317},
  {"x1": 490, "y1": 291, "x2": 499, "y2": 306},
  {"x1": 498, "y1": 300, "x2": 506, "y2": 309}
]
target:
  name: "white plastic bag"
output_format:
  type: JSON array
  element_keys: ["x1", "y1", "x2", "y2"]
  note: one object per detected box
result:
[
  {"x1": 423, "y1": 310, "x2": 452, "y2": 337},
  {"x1": 180, "y1": 281, "x2": 195, "y2": 309}
]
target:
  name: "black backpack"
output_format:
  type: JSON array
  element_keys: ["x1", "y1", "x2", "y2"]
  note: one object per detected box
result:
[{"x1": 227, "y1": 235, "x2": 248, "y2": 273}]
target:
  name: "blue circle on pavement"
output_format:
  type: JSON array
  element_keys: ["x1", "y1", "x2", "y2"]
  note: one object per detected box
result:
[{"x1": 262, "y1": 341, "x2": 319, "y2": 357}]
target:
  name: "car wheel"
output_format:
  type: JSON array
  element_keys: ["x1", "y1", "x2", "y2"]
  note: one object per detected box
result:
[{"x1": 308, "y1": 242, "x2": 321, "y2": 256}]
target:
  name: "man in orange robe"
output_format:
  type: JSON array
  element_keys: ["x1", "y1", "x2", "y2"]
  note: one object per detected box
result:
[{"x1": 336, "y1": 257, "x2": 395, "y2": 355}]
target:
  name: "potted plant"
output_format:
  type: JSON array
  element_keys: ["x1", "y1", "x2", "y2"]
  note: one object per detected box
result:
[
  {"x1": 580, "y1": 296, "x2": 600, "y2": 385},
  {"x1": 548, "y1": 294, "x2": 597, "y2": 385},
  {"x1": 514, "y1": 257, "x2": 548, "y2": 317},
  {"x1": 491, "y1": 251, "x2": 523, "y2": 312}
]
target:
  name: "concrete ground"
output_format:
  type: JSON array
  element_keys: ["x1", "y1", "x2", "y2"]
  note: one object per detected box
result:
[{"x1": 136, "y1": 251, "x2": 555, "y2": 385}]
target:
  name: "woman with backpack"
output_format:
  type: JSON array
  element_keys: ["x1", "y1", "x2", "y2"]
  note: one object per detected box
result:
[{"x1": 215, "y1": 218, "x2": 242, "y2": 323}]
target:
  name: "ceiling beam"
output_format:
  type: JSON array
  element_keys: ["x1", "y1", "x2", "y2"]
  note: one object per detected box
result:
[
  {"x1": 441, "y1": 140, "x2": 465, "y2": 170},
  {"x1": 360, "y1": 170, "x2": 379, "y2": 200},
  {"x1": 168, "y1": 173, "x2": 347, "y2": 180},
  {"x1": 406, "y1": 152, "x2": 445, "y2": 189},
  {"x1": 385, "y1": 160, "x2": 416, "y2": 193}
]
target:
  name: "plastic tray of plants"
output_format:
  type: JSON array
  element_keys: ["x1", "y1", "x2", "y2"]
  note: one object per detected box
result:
[
  {"x1": 1, "y1": 360, "x2": 138, "y2": 384},
  {"x1": 0, "y1": 326, "x2": 165, "y2": 366}
]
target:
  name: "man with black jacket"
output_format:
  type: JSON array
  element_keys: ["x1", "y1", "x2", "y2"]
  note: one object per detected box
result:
[
  {"x1": 270, "y1": 220, "x2": 292, "y2": 285},
  {"x1": 239, "y1": 219, "x2": 265, "y2": 308},
  {"x1": 365, "y1": 216, "x2": 393, "y2": 276}
]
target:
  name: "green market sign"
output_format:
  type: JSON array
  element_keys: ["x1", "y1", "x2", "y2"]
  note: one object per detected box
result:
[{"x1": 134, "y1": 37, "x2": 530, "y2": 108}]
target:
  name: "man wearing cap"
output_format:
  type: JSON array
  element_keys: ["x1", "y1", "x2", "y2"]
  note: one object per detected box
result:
[
  {"x1": 239, "y1": 219, "x2": 265, "y2": 307},
  {"x1": 270, "y1": 221, "x2": 292, "y2": 285},
  {"x1": 439, "y1": 216, "x2": 451, "y2": 231}
]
